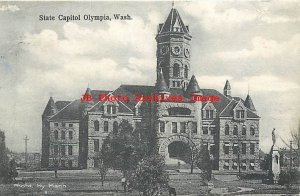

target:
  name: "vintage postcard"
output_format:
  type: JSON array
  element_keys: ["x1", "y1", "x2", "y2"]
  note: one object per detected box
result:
[{"x1": 0, "y1": 1, "x2": 299, "y2": 195}]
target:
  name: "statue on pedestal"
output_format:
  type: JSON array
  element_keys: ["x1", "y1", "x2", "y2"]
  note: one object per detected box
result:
[{"x1": 270, "y1": 128, "x2": 280, "y2": 183}]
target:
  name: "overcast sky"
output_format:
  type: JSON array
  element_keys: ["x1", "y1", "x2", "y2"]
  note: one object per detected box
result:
[{"x1": 0, "y1": 1, "x2": 299, "y2": 153}]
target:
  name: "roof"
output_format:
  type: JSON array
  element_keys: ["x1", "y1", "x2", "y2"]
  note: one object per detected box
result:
[
  {"x1": 224, "y1": 80, "x2": 231, "y2": 90},
  {"x1": 244, "y1": 94, "x2": 256, "y2": 111},
  {"x1": 220, "y1": 98, "x2": 259, "y2": 118},
  {"x1": 159, "y1": 8, "x2": 189, "y2": 34},
  {"x1": 42, "y1": 97, "x2": 57, "y2": 117},
  {"x1": 185, "y1": 75, "x2": 201, "y2": 95},
  {"x1": 50, "y1": 100, "x2": 81, "y2": 121},
  {"x1": 55, "y1": 101, "x2": 71, "y2": 111},
  {"x1": 155, "y1": 70, "x2": 169, "y2": 93}
]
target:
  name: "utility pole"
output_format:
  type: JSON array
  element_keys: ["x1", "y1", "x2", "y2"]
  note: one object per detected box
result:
[
  {"x1": 290, "y1": 141, "x2": 293, "y2": 172},
  {"x1": 24, "y1": 135, "x2": 29, "y2": 170}
]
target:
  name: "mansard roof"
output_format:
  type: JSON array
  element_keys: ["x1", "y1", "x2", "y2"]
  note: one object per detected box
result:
[
  {"x1": 244, "y1": 94, "x2": 256, "y2": 111},
  {"x1": 159, "y1": 8, "x2": 189, "y2": 34}
]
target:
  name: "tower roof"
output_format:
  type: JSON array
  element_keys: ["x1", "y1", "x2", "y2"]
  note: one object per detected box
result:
[
  {"x1": 42, "y1": 96, "x2": 58, "y2": 117},
  {"x1": 185, "y1": 75, "x2": 202, "y2": 95},
  {"x1": 244, "y1": 94, "x2": 256, "y2": 111},
  {"x1": 159, "y1": 8, "x2": 189, "y2": 34},
  {"x1": 155, "y1": 69, "x2": 169, "y2": 93},
  {"x1": 85, "y1": 87, "x2": 92, "y2": 95},
  {"x1": 224, "y1": 80, "x2": 231, "y2": 90}
]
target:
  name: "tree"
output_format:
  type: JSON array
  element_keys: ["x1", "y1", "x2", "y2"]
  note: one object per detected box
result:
[
  {"x1": 197, "y1": 145, "x2": 212, "y2": 182},
  {"x1": 189, "y1": 144, "x2": 201, "y2": 174},
  {"x1": 101, "y1": 120, "x2": 149, "y2": 190},
  {"x1": 95, "y1": 151, "x2": 108, "y2": 186},
  {"x1": 128, "y1": 154, "x2": 169, "y2": 196}
]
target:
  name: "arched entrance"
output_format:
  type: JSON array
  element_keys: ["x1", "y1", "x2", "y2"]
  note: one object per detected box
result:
[{"x1": 159, "y1": 135, "x2": 194, "y2": 165}]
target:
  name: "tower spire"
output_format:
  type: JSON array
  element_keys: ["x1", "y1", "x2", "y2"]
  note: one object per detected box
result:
[{"x1": 223, "y1": 80, "x2": 231, "y2": 98}]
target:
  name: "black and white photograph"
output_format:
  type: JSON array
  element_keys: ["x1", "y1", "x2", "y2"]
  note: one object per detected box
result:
[{"x1": 0, "y1": 0, "x2": 299, "y2": 195}]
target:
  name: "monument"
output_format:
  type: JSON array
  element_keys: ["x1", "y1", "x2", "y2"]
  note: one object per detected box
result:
[{"x1": 270, "y1": 128, "x2": 280, "y2": 183}]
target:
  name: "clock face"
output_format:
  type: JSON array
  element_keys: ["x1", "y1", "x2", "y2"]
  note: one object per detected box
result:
[
  {"x1": 160, "y1": 45, "x2": 169, "y2": 55},
  {"x1": 171, "y1": 45, "x2": 181, "y2": 55},
  {"x1": 184, "y1": 48, "x2": 190, "y2": 58}
]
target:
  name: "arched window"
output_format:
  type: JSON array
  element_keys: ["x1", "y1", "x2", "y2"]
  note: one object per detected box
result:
[
  {"x1": 233, "y1": 125, "x2": 238, "y2": 135},
  {"x1": 184, "y1": 65, "x2": 188, "y2": 78},
  {"x1": 250, "y1": 125, "x2": 255, "y2": 135},
  {"x1": 242, "y1": 125, "x2": 246, "y2": 135},
  {"x1": 104, "y1": 121, "x2": 109, "y2": 132},
  {"x1": 225, "y1": 124, "x2": 229, "y2": 135},
  {"x1": 94, "y1": 120, "x2": 99, "y2": 132},
  {"x1": 61, "y1": 131, "x2": 65, "y2": 140},
  {"x1": 173, "y1": 64, "x2": 180, "y2": 78},
  {"x1": 113, "y1": 121, "x2": 118, "y2": 133},
  {"x1": 54, "y1": 130, "x2": 58, "y2": 139}
]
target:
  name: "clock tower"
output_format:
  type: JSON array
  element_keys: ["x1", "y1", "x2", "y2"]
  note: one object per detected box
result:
[{"x1": 156, "y1": 8, "x2": 192, "y2": 89}]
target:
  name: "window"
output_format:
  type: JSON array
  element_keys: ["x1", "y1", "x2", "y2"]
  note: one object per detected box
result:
[
  {"x1": 68, "y1": 146, "x2": 73, "y2": 155},
  {"x1": 172, "y1": 81, "x2": 176, "y2": 87},
  {"x1": 94, "y1": 120, "x2": 99, "y2": 132},
  {"x1": 184, "y1": 65, "x2": 188, "y2": 78},
  {"x1": 225, "y1": 124, "x2": 229, "y2": 135},
  {"x1": 172, "y1": 122, "x2": 177, "y2": 133},
  {"x1": 204, "y1": 110, "x2": 214, "y2": 119},
  {"x1": 61, "y1": 131, "x2": 65, "y2": 140},
  {"x1": 224, "y1": 143, "x2": 230, "y2": 154},
  {"x1": 54, "y1": 145, "x2": 58, "y2": 155},
  {"x1": 104, "y1": 121, "x2": 109, "y2": 132},
  {"x1": 113, "y1": 121, "x2": 118, "y2": 133},
  {"x1": 100, "y1": 105, "x2": 104, "y2": 112},
  {"x1": 94, "y1": 139, "x2": 99, "y2": 152},
  {"x1": 250, "y1": 161, "x2": 255, "y2": 170},
  {"x1": 232, "y1": 161, "x2": 238, "y2": 170},
  {"x1": 54, "y1": 130, "x2": 58, "y2": 139},
  {"x1": 62, "y1": 122, "x2": 66, "y2": 127},
  {"x1": 233, "y1": 125, "x2": 238, "y2": 135},
  {"x1": 69, "y1": 131, "x2": 73, "y2": 140},
  {"x1": 177, "y1": 81, "x2": 180, "y2": 87},
  {"x1": 68, "y1": 160, "x2": 72, "y2": 168},
  {"x1": 180, "y1": 122, "x2": 186, "y2": 133},
  {"x1": 224, "y1": 160, "x2": 229, "y2": 170},
  {"x1": 54, "y1": 123, "x2": 58, "y2": 127},
  {"x1": 236, "y1": 110, "x2": 245, "y2": 119},
  {"x1": 159, "y1": 121, "x2": 165, "y2": 133},
  {"x1": 202, "y1": 126, "x2": 208, "y2": 134},
  {"x1": 210, "y1": 127, "x2": 215, "y2": 135},
  {"x1": 233, "y1": 143, "x2": 239, "y2": 154},
  {"x1": 107, "y1": 105, "x2": 111, "y2": 113},
  {"x1": 241, "y1": 161, "x2": 246, "y2": 170},
  {"x1": 192, "y1": 122, "x2": 197, "y2": 134},
  {"x1": 250, "y1": 125, "x2": 255, "y2": 135},
  {"x1": 250, "y1": 143, "x2": 255, "y2": 155},
  {"x1": 61, "y1": 160, "x2": 65, "y2": 167},
  {"x1": 61, "y1": 146, "x2": 65, "y2": 156},
  {"x1": 69, "y1": 124, "x2": 73, "y2": 128},
  {"x1": 173, "y1": 64, "x2": 180, "y2": 78},
  {"x1": 242, "y1": 143, "x2": 246, "y2": 154},
  {"x1": 242, "y1": 125, "x2": 246, "y2": 135},
  {"x1": 112, "y1": 106, "x2": 116, "y2": 114}
]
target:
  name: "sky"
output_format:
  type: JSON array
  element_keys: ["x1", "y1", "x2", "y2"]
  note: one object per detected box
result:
[{"x1": 0, "y1": 1, "x2": 299, "y2": 153}]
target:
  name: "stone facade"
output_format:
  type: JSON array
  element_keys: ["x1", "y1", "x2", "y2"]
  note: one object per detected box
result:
[{"x1": 41, "y1": 7, "x2": 260, "y2": 173}]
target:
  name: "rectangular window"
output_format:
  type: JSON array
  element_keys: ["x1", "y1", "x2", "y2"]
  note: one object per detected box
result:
[
  {"x1": 232, "y1": 161, "x2": 238, "y2": 170},
  {"x1": 69, "y1": 131, "x2": 73, "y2": 140},
  {"x1": 68, "y1": 145, "x2": 73, "y2": 155},
  {"x1": 224, "y1": 143, "x2": 230, "y2": 154},
  {"x1": 54, "y1": 145, "x2": 58, "y2": 155},
  {"x1": 210, "y1": 127, "x2": 215, "y2": 135},
  {"x1": 233, "y1": 143, "x2": 239, "y2": 154},
  {"x1": 241, "y1": 111, "x2": 245, "y2": 118},
  {"x1": 107, "y1": 106, "x2": 111, "y2": 114},
  {"x1": 206, "y1": 111, "x2": 209, "y2": 119},
  {"x1": 159, "y1": 121, "x2": 165, "y2": 133},
  {"x1": 241, "y1": 161, "x2": 247, "y2": 170},
  {"x1": 242, "y1": 143, "x2": 246, "y2": 154},
  {"x1": 54, "y1": 123, "x2": 58, "y2": 127},
  {"x1": 104, "y1": 121, "x2": 109, "y2": 132},
  {"x1": 250, "y1": 161, "x2": 255, "y2": 170},
  {"x1": 61, "y1": 160, "x2": 65, "y2": 167},
  {"x1": 180, "y1": 122, "x2": 186, "y2": 133},
  {"x1": 94, "y1": 139, "x2": 99, "y2": 152},
  {"x1": 112, "y1": 106, "x2": 116, "y2": 114},
  {"x1": 69, "y1": 123, "x2": 73, "y2": 127},
  {"x1": 68, "y1": 160, "x2": 72, "y2": 168},
  {"x1": 202, "y1": 126, "x2": 208, "y2": 134},
  {"x1": 61, "y1": 131, "x2": 65, "y2": 140},
  {"x1": 61, "y1": 146, "x2": 65, "y2": 156},
  {"x1": 192, "y1": 122, "x2": 197, "y2": 134},
  {"x1": 62, "y1": 122, "x2": 66, "y2": 127},
  {"x1": 172, "y1": 122, "x2": 177, "y2": 133},
  {"x1": 250, "y1": 143, "x2": 255, "y2": 155}
]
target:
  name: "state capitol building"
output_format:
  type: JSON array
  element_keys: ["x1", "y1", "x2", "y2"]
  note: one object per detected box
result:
[{"x1": 41, "y1": 7, "x2": 260, "y2": 173}]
